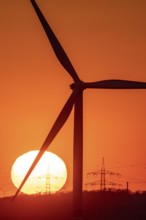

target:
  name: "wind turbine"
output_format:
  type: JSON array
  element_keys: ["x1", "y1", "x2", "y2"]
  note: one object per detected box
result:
[{"x1": 13, "y1": 0, "x2": 146, "y2": 219}]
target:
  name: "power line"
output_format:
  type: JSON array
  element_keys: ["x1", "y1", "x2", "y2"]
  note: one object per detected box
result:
[{"x1": 85, "y1": 158, "x2": 122, "y2": 191}]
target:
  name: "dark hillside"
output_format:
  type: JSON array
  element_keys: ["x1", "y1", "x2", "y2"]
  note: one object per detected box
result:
[{"x1": 0, "y1": 191, "x2": 146, "y2": 219}]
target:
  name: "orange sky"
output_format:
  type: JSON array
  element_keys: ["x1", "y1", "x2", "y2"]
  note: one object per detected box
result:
[{"x1": 0, "y1": 0, "x2": 146, "y2": 196}]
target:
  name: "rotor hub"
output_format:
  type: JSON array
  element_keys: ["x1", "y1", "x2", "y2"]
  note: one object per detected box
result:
[{"x1": 70, "y1": 80, "x2": 85, "y2": 91}]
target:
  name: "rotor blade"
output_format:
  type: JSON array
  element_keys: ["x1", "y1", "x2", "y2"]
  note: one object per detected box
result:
[
  {"x1": 84, "y1": 79, "x2": 146, "y2": 89},
  {"x1": 12, "y1": 91, "x2": 77, "y2": 200},
  {"x1": 30, "y1": 0, "x2": 80, "y2": 82}
]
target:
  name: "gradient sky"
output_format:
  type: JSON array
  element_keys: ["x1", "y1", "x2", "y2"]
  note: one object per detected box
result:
[{"x1": 0, "y1": 0, "x2": 146, "y2": 196}]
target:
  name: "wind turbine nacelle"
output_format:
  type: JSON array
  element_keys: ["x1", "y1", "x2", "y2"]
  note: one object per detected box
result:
[{"x1": 70, "y1": 81, "x2": 86, "y2": 91}]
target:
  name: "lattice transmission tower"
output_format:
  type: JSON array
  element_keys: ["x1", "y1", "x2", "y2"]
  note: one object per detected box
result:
[{"x1": 85, "y1": 157, "x2": 122, "y2": 191}]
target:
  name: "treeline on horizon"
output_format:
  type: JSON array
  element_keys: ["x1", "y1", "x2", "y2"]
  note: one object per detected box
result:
[{"x1": 0, "y1": 190, "x2": 146, "y2": 220}]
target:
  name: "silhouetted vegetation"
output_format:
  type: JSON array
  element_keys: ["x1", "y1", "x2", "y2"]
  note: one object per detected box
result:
[{"x1": 0, "y1": 190, "x2": 146, "y2": 219}]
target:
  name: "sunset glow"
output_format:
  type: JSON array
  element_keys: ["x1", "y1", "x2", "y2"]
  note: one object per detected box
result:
[
  {"x1": 0, "y1": 0, "x2": 146, "y2": 196},
  {"x1": 11, "y1": 151, "x2": 67, "y2": 195}
]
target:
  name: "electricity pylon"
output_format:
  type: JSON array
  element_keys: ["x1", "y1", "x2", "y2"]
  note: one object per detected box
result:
[{"x1": 85, "y1": 158, "x2": 122, "y2": 191}]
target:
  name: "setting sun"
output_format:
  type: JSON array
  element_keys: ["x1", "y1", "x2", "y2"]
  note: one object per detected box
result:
[{"x1": 11, "y1": 151, "x2": 67, "y2": 195}]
